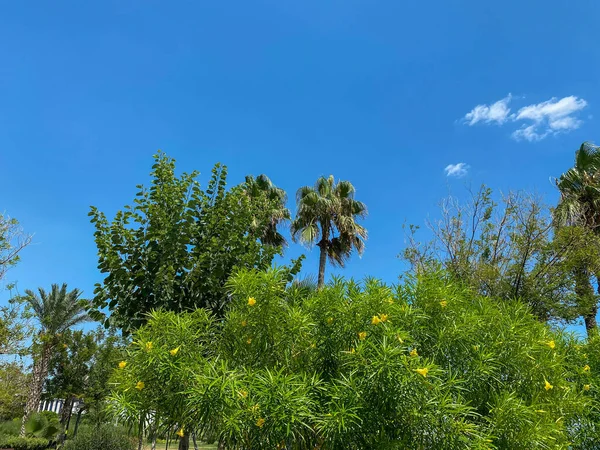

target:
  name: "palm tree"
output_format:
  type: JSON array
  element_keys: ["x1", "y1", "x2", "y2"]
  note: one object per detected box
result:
[
  {"x1": 555, "y1": 142, "x2": 600, "y2": 334},
  {"x1": 244, "y1": 174, "x2": 291, "y2": 247},
  {"x1": 291, "y1": 175, "x2": 367, "y2": 288},
  {"x1": 20, "y1": 284, "x2": 89, "y2": 435}
]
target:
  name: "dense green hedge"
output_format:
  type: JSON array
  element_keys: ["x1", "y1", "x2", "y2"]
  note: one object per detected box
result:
[
  {"x1": 0, "y1": 436, "x2": 49, "y2": 450},
  {"x1": 62, "y1": 424, "x2": 135, "y2": 450}
]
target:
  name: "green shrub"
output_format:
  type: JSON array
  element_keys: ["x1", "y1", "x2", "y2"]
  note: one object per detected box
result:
[
  {"x1": 24, "y1": 412, "x2": 59, "y2": 440},
  {"x1": 62, "y1": 424, "x2": 135, "y2": 450},
  {"x1": 0, "y1": 418, "x2": 21, "y2": 436},
  {"x1": 0, "y1": 436, "x2": 49, "y2": 450}
]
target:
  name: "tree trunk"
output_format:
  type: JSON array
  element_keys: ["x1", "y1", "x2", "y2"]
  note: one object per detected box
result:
[
  {"x1": 178, "y1": 433, "x2": 190, "y2": 450},
  {"x1": 137, "y1": 414, "x2": 145, "y2": 450},
  {"x1": 192, "y1": 432, "x2": 199, "y2": 450},
  {"x1": 585, "y1": 308, "x2": 598, "y2": 334},
  {"x1": 574, "y1": 266, "x2": 597, "y2": 337},
  {"x1": 58, "y1": 395, "x2": 74, "y2": 444},
  {"x1": 317, "y1": 241, "x2": 328, "y2": 289},
  {"x1": 20, "y1": 343, "x2": 52, "y2": 436}
]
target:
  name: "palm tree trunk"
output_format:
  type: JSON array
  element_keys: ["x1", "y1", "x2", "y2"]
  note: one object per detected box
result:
[
  {"x1": 317, "y1": 241, "x2": 328, "y2": 289},
  {"x1": 20, "y1": 343, "x2": 52, "y2": 436},
  {"x1": 178, "y1": 432, "x2": 190, "y2": 450},
  {"x1": 574, "y1": 266, "x2": 597, "y2": 336}
]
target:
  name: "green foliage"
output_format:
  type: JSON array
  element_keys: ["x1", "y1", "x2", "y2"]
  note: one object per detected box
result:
[
  {"x1": 0, "y1": 418, "x2": 22, "y2": 436},
  {"x1": 89, "y1": 152, "x2": 285, "y2": 331},
  {"x1": 19, "y1": 284, "x2": 90, "y2": 340},
  {"x1": 45, "y1": 329, "x2": 97, "y2": 402},
  {"x1": 555, "y1": 142, "x2": 600, "y2": 333},
  {"x1": 62, "y1": 424, "x2": 135, "y2": 450},
  {"x1": 0, "y1": 436, "x2": 49, "y2": 450},
  {"x1": 108, "y1": 268, "x2": 593, "y2": 448},
  {"x1": 0, "y1": 363, "x2": 29, "y2": 420},
  {"x1": 402, "y1": 185, "x2": 600, "y2": 324},
  {"x1": 24, "y1": 411, "x2": 59, "y2": 440},
  {"x1": 108, "y1": 308, "x2": 216, "y2": 434},
  {"x1": 0, "y1": 213, "x2": 31, "y2": 282},
  {"x1": 82, "y1": 328, "x2": 127, "y2": 425}
]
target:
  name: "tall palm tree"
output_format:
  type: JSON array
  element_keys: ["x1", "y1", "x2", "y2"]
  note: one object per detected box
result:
[
  {"x1": 291, "y1": 175, "x2": 367, "y2": 288},
  {"x1": 20, "y1": 284, "x2": 89, "y2": 435},
  {"x1": 555, "y1": 142, "x2": 600, "y2": 334},
  {"x1": 244, "y1": 174, "x2": 291, "y2": 247}
]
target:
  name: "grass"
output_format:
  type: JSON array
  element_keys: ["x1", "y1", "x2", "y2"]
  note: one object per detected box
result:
[{"x1": 143, "y1": 442, "x2": 216, "y2": 449}]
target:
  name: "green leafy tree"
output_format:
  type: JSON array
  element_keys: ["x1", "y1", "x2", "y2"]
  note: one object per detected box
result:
[
  {"x1": 89, "y1": 152, "x2": 284, "y2": 331},
  {"x1": 555, "y1": 142, "x2": 600, "y2": 334},
  {"x1": 19, "y1": 284, "x2": 89, "y2": 435},
  {"x1": 0, "y1": 213, "x2": 32, "y2": 282},
  {"x1": 0, "y1": 362, "x2": 29, "y2": 420},
  {"x1": 291, "y1": 175, "x2": 367, "y2": 288},
  {"x1": 44, "y1": 329, "x2": 98, "y2": 442},
  {"x1": 0, "y1": 214, "x2": 31, "y2": 357},
  {"x1": 402, "y1": 185, "x2": 597, "y2": 323},
  {"x1": 82, "y1": 328, "x2": 127, "y2": 427}
]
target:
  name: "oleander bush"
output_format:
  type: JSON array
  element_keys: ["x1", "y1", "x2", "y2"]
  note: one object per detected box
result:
[{"x1": 109, "y1": 268, "x2": 598, "y2": 449}]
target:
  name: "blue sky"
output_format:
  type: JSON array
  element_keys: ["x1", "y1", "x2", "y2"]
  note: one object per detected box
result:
[{"x1": 1, "y1": 0, "x2": 599, "y2": 326}]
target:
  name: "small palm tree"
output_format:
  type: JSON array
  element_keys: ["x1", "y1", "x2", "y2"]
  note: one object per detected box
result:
[
  {"x1": 555, "y1": 142, "x2": 600, "y2": 334},
  {"x1": 244, "y1": 174, "x2": 291, "y2": 247},
  {"x1": 20, "y1": 284, "x2": 89, "y2": 435},
  {"x1": 291, "y1": 175, "x2": 367, "y2": 288}
]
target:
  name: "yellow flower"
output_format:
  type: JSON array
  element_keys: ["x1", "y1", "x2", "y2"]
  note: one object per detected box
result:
[
  {"x1": 439, "y1": 300, "x2": 448, "y2": 308},
  {"x1": 379, "y1": 313, "x2": 388, "y2": 323},
  {"x1": 584, "y1": 364, "x2": 591, "y2": 372},
  {"x1": 256, "y1": 418, "x2": 265, "y2": 428},
  {"x1": 584, "y1": 384, "x2": 591, "y2": 391},
  {"x1": 546, "y1": 340, "x2": 556, "y2": 349},
  {"x1": 241, "y1": 320, "x2": 247, "y2": 327},
  {"x1": 247, "y1": 338, "x2": 252, "y2": 344},
  {"x1": 371, "y1": 315, "x2": 381, "y2": 325},
  {"x1": 239, "y1": 390, "x2": 248, "y2": 398},
  {"x1": 176, "y1": 428, "x2": 184, "y2": 438},
  {"x1": 118, "y1": 361, "x2": 127, "y2": 369},
  {"x1": 248, "y1": 297, "x2": 256, "y2": 306},
  {"x1": 63, "y1": 343, "x2": 68, "y2": 349},
  {"x1": 327, "y1": 317, "x2": 334, "y2": 325},
  {"x1": 136, "y1": 381, "x2": 145, "y2": 391},
  {"x1": 350, "y1": 348, "x2": 355, "y2": 354},
  {"x1": 358, "y1": 331, "x2": 367, "y2": 340},
  {"x1": 410, "y1": 348, "x2": 418, "y2": 357},
  {"x1": 544, "y1": 380, "x2": 553, "y2": 391},
  {"x1": 145, "y1": 341, "x2": 153, "y2": 351},
  {"x1": 415, "y1": 368, "x2": 428, "y2": 377}
]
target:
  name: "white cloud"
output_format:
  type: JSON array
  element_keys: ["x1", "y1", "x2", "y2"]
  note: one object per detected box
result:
[
  {"x1": 511, "y1": 125, "x2": 549, "y2": 142},
  {"x1": 464, "y1": 94, "x2": 512, "y2": 126},
  {"x1": 444, "y1": 163, "x2": 469, "y2": 178},
  {"x1": 461, "y1": 94, "x2": 588, "y2": 141}
]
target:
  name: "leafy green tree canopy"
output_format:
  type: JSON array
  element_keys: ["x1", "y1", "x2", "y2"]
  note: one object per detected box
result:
[{"x1": 89, "y1": 152, "x2": 287, "y2": 331}]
